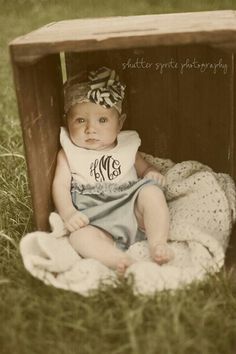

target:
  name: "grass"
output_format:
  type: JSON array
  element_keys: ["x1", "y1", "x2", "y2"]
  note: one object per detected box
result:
[{"x1": 1, "y1": 1, "x2": 236, "y2": 353}]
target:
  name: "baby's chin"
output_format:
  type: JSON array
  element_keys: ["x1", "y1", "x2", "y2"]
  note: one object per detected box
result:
[{"x1": 72, "y1": 139, "x2": 117, "y2": 151}]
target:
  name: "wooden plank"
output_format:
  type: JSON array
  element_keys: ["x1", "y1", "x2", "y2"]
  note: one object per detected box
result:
[
  {"x1": 10, "y1": 52, "x2": 64, "y2": 230},
  {"x1": 119, "y1": 46, "x2": 178, "y2": 158},
  {"x1": 225, "y1": 53, "x2": 236, "y2": 267},
  {"x1": 10, "y1": 11, "x2": 236, "y2": 44},
  {"x1": 172, "y1": 45, "x2": 232, "y2": 173},
  {"x1": 10, "y1": 10, "x2": 236, "y2": 63}
]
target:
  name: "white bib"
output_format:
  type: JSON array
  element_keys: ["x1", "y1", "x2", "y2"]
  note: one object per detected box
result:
[{"x1": 60, "y1": 127, "x2": 141, "y2": 185}]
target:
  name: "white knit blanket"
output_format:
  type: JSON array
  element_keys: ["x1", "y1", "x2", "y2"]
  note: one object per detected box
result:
[{"x1": 19, "y1": 155, "x2": 236, "y2": 296}]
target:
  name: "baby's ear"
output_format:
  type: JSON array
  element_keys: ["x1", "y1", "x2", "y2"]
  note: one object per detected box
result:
[{"x1": 119, "y1": 113, "x2": 126, "y2": 129}]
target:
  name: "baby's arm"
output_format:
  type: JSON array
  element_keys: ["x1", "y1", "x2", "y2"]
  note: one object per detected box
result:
[
  {"x1": 52, "y1": 149, "x2": 89, "y2": 232},
  {"x1": 134, "y1": 152, "x2": 166, "y2": 187}
]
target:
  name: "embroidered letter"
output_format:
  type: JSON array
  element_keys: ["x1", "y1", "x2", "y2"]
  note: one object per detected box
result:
[{"x1": 90, "y1": 155, "x2": 121, "y2": 182}]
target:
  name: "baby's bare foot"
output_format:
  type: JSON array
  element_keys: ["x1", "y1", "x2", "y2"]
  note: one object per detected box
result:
[
  {"x1": 116, "y1": 256, "x2": 135, "y2": 278},
  {"x1": 150, "y1": 243, "x2": 174, "y2": 265}
]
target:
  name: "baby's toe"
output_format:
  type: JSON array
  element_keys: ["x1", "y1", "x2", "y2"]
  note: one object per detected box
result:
[
  {"x1": 153, "y1": 244, "x2": 174, "y2": 265},
  {"x1": 116, "y1": 257, "x2": 134, "y2": 277}
]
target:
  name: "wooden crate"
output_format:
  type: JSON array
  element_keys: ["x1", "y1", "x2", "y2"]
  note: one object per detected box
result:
[{"x1": 9, "y1": 10, "x2": 236, "y2": 263}]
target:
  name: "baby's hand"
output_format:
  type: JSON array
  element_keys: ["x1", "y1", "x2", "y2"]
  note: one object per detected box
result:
[
  {"x1": 143, "y1": 168, "x2": 166, "y2": 187},
  {"x1": 64, "y1": 210, "x2": 89, "y2": 232}
]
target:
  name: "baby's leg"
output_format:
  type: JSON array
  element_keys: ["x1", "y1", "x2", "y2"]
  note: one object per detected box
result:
[
  {"x1": 69, "y1": 225, "x2": 135, "y2": 275},
  {"x1": 134, "y1": 184, "x2": 174, "y2": 264}
]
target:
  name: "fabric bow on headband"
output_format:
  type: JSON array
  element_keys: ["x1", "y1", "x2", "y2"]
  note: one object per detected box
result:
[
  {"x1": 64, "y1": 67, "x2": 126, "y2": 114},
  {"x1": 87, "y1": 67, "x2": 125, "y2": 109}
]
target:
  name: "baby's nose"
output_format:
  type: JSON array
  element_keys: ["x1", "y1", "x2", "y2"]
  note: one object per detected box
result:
[{"x1": 85, "y1": 122, "x2": 96, "y2": 133}]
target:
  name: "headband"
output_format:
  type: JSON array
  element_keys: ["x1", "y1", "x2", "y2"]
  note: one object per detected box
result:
[{"x1": 64, "y1": 67, "x2": 126, "y2": 114}]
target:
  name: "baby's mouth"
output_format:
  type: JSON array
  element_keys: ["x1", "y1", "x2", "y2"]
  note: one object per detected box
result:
[{"x1": 85, "y1": 138, "x2": 99, "y2": 143}]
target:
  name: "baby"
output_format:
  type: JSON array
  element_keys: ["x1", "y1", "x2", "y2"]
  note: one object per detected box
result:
[{"x1": 52, "y1": 67, "x2": 174, "y2": 276}]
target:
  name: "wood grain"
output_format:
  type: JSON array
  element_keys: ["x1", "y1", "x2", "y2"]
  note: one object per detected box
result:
[
  {"x1": 10, "y1": 52, "x2": 64, "y2": 230},
  {"x1": 9, "y1": 10, "x2": 236, "y2": 63}
]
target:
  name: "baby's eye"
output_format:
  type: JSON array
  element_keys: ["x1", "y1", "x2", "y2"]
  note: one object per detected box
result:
[
  {"x1": 76, "y1": 118, "x2": 85, "y2": 123},
  {"x1": 99, "y1": 117, "x2": 108, "y2": 123}
]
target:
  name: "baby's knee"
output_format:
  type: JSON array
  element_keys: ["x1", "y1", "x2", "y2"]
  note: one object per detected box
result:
[{"x1": 136, "y1": 185, "x2": 165, "y2": 211}]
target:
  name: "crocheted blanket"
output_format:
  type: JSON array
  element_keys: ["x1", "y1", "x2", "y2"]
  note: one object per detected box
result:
[{"x1": 19, "y1": 155, "x2": 236, "y2": 296}]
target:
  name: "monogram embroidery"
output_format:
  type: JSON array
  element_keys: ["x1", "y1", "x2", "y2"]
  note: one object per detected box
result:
[{"x1": 90, "y1": 155, "x2": 121, "y2": 182}]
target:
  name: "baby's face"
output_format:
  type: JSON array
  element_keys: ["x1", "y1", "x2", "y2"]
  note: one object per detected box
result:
[{"x1": 67, "y1": 102, "x2": 124, "y2": 150}]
